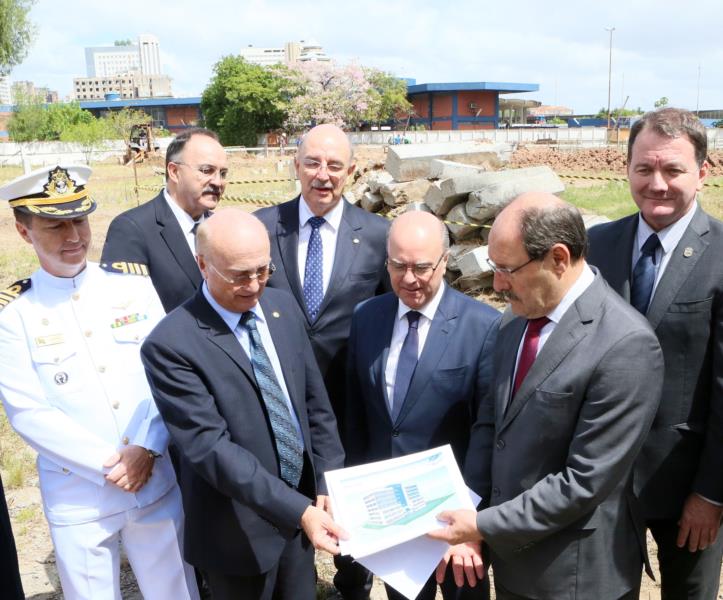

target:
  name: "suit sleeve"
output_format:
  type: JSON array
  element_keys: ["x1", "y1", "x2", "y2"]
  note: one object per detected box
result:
[
  {"x1": 101, "y1": 213, "x2": 149, "y2": 266},
  {"x1": 693, "y1": 291, "x2": 723, "y2": 502},
  {"x1": 342, "y1": 305, "x2": 369, "y2": 467},
  {"x1": 477, "y1": 328, "x2": 664, "y2": 557},
  {"x1": 463, "y1": 314, "x2": 500, "y2": 505},
  {"x1": 140, "y1": 335, "x2": 312, "y2": 537}
]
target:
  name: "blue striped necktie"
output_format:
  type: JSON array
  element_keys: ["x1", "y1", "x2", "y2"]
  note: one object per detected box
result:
[{"x1": 240, "y1": 312, "x2": 303, "y2": 487}]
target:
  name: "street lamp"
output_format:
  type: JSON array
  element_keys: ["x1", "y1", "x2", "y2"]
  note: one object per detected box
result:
[{"x1": 605, "y1": 27, "x2": 615, "y2": 130}]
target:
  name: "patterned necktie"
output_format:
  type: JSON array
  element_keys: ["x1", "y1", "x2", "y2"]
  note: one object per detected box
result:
[
  {"x1": 512, "y1": 316, "x2": 550, "y2": 397},
  {"x1": 240, "y1": 312, "x2": 303, "y2": 487},
  {"x1": 391, "y1": 311, "x2": 421, "y2": 421},
  {"x1": 631, "y1": 233, "x2": 661, "y2": 315},
  {"x1": 303, "y1": 216, "x2": 326, "y2": 320}
]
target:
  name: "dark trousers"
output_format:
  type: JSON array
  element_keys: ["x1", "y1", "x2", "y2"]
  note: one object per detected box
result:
[
  {"x1": 385, "y1": 565, "x2": 489, "y2": 600},
  {"x1": 333, "y1": 553, "x2": 373, "y2": 599},
  {"x1": 649, "y1": 517, "x2": 723, "y2": 600},
  {"x1": 204, "y1": 531, "x2": 315, "y2": 600},
  {"x1": 494, "y1": 582, "x2": 637, "y2": 600},
  {"x1": 0, "y1": 475, "x2": 23, "y2": 600}
]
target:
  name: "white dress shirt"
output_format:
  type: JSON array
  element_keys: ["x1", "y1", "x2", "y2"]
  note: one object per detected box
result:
[
  {"x1": 297, "y1": 196, "x2": 344, "y2": 294},
  {"x1": 201, "y1": 283, "x2": 304, "y2": 443},
  {"x1": 384, "y1": 282, "x2": 446, "y2": 413},
  {"x1": 164, "y1": 188, "x2": 204, "y2": 255},
  {"x1": 632, "y1": 201, "x2": 698, "y2": 297}
]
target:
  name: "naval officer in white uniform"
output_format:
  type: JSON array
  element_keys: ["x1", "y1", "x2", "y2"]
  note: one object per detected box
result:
[{"x1": 0, "y1": 165, "x2": 198, "y2": 599}]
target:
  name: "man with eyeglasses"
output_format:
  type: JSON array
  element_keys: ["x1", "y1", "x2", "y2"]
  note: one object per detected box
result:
[
  {"x1": 343, "y1": 210, "x2": 499, "y2": 600},
  {"x1": 429, "y1": 193, "x2": 664, "y2": 600},
  {"x1": 102, "y1": 127, "x2": 228, "y2": 312},
  {"x1": 140, "y1": 208, "x2": 346, "y2": 600}
]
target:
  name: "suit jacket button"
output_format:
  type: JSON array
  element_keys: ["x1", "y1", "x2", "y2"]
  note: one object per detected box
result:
[
  {"x1": 492, "y1": 487, "x2": 500, "y2": 496},
  {"x1": 391, "y1": 429, "x2": 399, "y2": 437},
  {"x1": 496, "y1": 439, "x2": 505, "y2": 450}
]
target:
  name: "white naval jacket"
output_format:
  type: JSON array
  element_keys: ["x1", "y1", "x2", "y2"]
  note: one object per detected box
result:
[{"x1": 0, "y1": 262, "x2": 176, "y2": 525}]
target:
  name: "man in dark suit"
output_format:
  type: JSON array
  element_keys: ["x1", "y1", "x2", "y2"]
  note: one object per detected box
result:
[
  {"x1": 102, "y1": 127, "x2": 228, "y2": 312},
  {"x1": 344, "y1": 210, "x2": 499, "y2": 600},
  {"x1": 1, "y1": 473, "x2": 23, "y2": 599},
  {"x1": 140, "y1": 209, "x2": 346, "y2": 600},
  {"x1": 587, "y1": 107, "x2": 723, "y2": 599},
  {"x1": 431, "y1": 193, "x2": 664, "y2": 599},
  {"x1": 255, "y1": 123, "x2": 390, "y2": 429}
]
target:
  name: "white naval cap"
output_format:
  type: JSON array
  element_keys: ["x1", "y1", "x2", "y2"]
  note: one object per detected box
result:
[{"x1": 0, "y1": 164, "x2": 96, "y2": 219}]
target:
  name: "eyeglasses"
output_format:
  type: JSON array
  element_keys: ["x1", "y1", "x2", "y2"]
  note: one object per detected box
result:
[
  {"x1": 173, "y1": 161, "x2": 229, "y2": 180},
  {"x1": 486, "y1": 256, "x2": 537, "y2": 276},
  {"x1": 208, "y1": 262, "x2": 275, "y2": 285},
  {"x1": 300, "y1": 158, "x2": 348, "y2": 175},
  {"x1": 386, "y1": 252, "x2": 447, "y2": 278}
]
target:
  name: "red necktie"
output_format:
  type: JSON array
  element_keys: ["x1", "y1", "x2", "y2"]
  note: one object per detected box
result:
[{"x1": 512, "y1": 317, "x2": 550, "y2": 396}]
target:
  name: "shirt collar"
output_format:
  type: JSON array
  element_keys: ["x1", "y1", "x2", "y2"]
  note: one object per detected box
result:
[
  {"x1": 298, "y1": 195, "x2": 344, "y2": 232},
  {"x1": 201, "y1": 281, "x2": 265, "y2": 332},
  {"x1": 395, "y1": 280, "x2": 447, "y2": 324},
  {"x1": 636, "y1": 200, "x2": 698, "y2": 256},
  {"x1": 164, "y1": 187, "x2": 201, "y2": 234},
  {"x1": 546, "y1": 263, "x2": 595, "y2": 325},
  {"x1": 35, "y1": 263, "x2": 90, "y2": 290}
]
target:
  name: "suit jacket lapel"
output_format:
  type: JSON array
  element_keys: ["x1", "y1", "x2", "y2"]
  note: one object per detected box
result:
[
  {"x1": 500, "y1": 274, "x2": 601, "y2": 431},
  {"x1": 276, "y1": 199, "x2": 306, "y2": 315},
  {"x1": 191, "y1": 291, "x2": 256, "y2": 385},
  {"x1": 646, "y1": 208, "x2": 709, "y2": 329},
  {"x1": 155, "y1": 194, "x2": 201, "y2": 285},
  {"x1": 605, "y1": 214, "x2": 637, "y2": 302},
  {"x1": 395, "y1": 286, "x2": 456, "y2": 426},
  {"x1": 319, "y1": 200, "x2": 360, "y2": 318},
  {"x1": 375, "y1": 301, "x2": 398, "y2": 424},
  {"x1": 496, "y1": 317, "x2": 526, "y2": 429}
]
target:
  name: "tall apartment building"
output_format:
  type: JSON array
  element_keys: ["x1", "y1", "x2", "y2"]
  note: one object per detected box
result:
[
  {"x1": 239, "y1": 40, "x2": 331, "y2": 66},
  {"x1": 139, "y1": 34, "x2": 161, "y2": 76},
  {"x1": 0, "y1": 77, "x2": 13, "y2": 104},
  {"x1": 10, "y1": 80, "x2": 59, "y2": 103},
  {"x1": 73, "y1": 72, "x2": 172, "y2": 101}
]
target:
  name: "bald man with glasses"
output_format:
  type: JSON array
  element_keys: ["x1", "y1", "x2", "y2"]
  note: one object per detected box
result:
[
  {"x1": 102, "y1": 127, "x2": 228, "y2": 312},
  {"x1": 343, "y1": 211, "x2": 500, "y2": 600}
]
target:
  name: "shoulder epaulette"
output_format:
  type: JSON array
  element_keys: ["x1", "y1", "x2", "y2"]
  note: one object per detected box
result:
[
  {"x1": 0, "y1": 278, "x2": 32, "y2": 311},
  {"x1": 100, "y1": 261, "x2": 150, "y2": 277}
]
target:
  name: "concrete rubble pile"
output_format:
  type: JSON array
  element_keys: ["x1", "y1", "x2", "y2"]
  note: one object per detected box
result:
[{"x1": 348, "y1": 141, "x2": 605, "y2": 293}]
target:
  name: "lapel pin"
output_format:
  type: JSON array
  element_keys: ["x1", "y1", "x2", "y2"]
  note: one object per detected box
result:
[
  {"x1": 353, "y1": 238, "x2": 360, "y2": 244},
  {"x1": 683, "y1": 247, "x2": 693, "y2": 258},
  {"x1": 272, "y1": 311, "x2": 280, "y2": 318}
]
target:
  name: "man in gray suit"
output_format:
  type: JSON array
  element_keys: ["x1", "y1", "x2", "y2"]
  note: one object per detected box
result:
[
  {"x1": 588, "y1": 107, "x2": 723, "y2": 599},
  {"x1": 430, "y1": 193, "x2": 664, "y2": 599}
]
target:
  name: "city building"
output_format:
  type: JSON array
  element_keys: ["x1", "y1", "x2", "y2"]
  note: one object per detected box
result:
[
  {"x1": 239, "y1": 40, "x2": 331, "y2": 66},
  {"x1": 363, "y1": 483, "x2": 427, "y2": 526},
  {"x1": 407, "y1": 81, "x2": 539, "y2": 130},
  {"x1": 10, "y1": 80, "x2": 60, "y2": 103},
  {"x1": 73, "y1": 72, "x2": 172, "y2": 101},
  {"x1": 85, "y1": 34, "x2": 162, "y2": 77},
  {"x1": 0, "y1": 77, "x2": 12, "y2": 105},
  {"x1": 78, "y1": 96, "x2": 201, "y2": 131}
]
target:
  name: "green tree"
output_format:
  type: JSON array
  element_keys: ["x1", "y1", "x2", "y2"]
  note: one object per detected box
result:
[
  {"x1": 654, "y1": 96, "x2": 669, "y2": 109},
  {"x1": 202, "y1": 56, "x2": 292, "y2": 146},
  {"x1": 8, "y1": 98, "x2": 96, "y2": 142},
  {"x1": 363, "y1": 69, "x2": 412, "y2": 127},
  {"x1": 42, "y1": 102, "x2": 94, "y2": 139},
  {"x1": 0, "y1": 0, "x2": 36, "y2": 75},
  {"x1": 60, "y1": 118, "x2": 110, "y2": 164}
]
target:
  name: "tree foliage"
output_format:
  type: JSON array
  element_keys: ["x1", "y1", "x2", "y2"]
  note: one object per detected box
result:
[
  {"x1": 201, "y1": 56, "x2": 292, "y2": 146},
  {"x1": 0, "y1": 0, "x2": 35, "y2": 75},
  {"x1": 103, "y1": 107, "x2": 152, "y2": 147},
  {"x1": 654, "y1": 96, "x2": 669, "y2": 109},
  {"x1": 7, "y1": 98, "x2": 95, "y2": 142},
  {"x1": 60, "y1": 118, "x2": 109, "y2": 164}
]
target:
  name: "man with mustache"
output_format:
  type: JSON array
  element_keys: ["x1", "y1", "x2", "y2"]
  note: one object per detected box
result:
[
  {"x1": 102, "y1": 127, "x2": 228, "y2": 312},
  {"x1": 255, "y1": 124, "x2": 390, "y2": 599}
]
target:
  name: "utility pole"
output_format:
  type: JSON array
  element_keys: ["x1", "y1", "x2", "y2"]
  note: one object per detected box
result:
[{"x1": 605, "y1": 27, "x2": 615, "y2": 130}]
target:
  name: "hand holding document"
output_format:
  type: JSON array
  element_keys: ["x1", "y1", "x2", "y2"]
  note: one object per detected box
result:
[{"x1": 324, "y1": 445, "x2": 479, "y2": 599}]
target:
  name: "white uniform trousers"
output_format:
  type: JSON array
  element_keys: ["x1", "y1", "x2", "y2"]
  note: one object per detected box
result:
[{"x1": 49, "y1": 486, "x2": 199, "y2": 600}]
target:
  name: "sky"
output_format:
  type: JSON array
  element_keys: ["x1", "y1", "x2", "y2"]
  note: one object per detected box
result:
[{"x1": 9, "y1": 0, "x2": 723, "y2": 115}]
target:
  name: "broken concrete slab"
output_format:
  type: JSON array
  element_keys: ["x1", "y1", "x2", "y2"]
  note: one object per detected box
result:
[
  {"x1": 447, "y1": 242, "x2": 482, "y2": 271},
  {"x1": 380, "y1": 179, "x2": 434, "y2": 207},
  {"x1": 366, "y1": 170, "x2": 394, "y2": 193},
  {"x1": 425, "y1": 171, "x2": 526, "y2": 217},
  {"x1": 361, "y1": 191, "x2": 384, "y2": 212},
  {"x1": 429, "y1": 159, "x2": 489, "y2": 180},
  {"x1": 456, "y1": 245, "x2": 493, "y2": 279},
  {"x1": 465, "y1": 167, "x2": 565, "y2": 221},
  {"x1": 404, "y1": 202, "x2": 433, "y2": 213},
  {"x1": 444, "y1": 203, "x2": 486, "y2": 241},
  {"x1": 385, "y1": 142, "x2": 512, "y2": 182}
]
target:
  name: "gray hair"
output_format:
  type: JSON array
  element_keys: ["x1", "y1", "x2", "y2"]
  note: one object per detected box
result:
[{"x1": 520, "y1": 204, "x2": 588, "y2": 261}]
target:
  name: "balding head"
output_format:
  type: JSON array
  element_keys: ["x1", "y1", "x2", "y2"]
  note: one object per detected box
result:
[
  {"x1": 387, "y1": 211, "x2": 449, "y2": 310},
  {"x1": 295, "y1": 124, "x2": 355, "y2": 217},
  {"x1": 488, "y1": 192, "x2": 588, "y2": 318},
  {"x1": 196, "y1": 208, "x2": 272, "y2": 313}
]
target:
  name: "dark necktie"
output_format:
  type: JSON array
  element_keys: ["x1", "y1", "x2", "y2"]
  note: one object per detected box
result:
[
  {"x1": 240, "y1": 312, "x2": 303, "y2": 487},
  {"x1": 191, "y1": 221, "x2": 201, "y2": 236},
  {"x1": 512, "y1": 316, "x2": 550, "y2": 397},
  {"x1": 392, "y1": 311, "x2": 421, "y2": 421},
  {"x1": 631, "y1": 233, "x2": 661, "y2": 315},
  {"x1": 303, "y1": 216, "x2": 325, "y2": 320}
]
